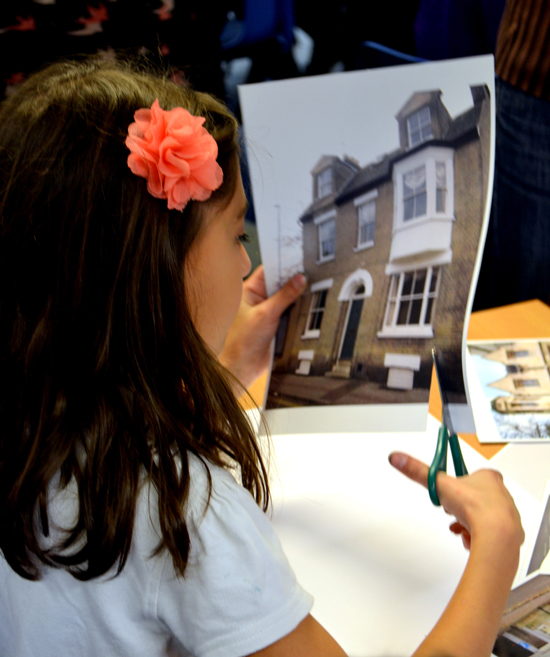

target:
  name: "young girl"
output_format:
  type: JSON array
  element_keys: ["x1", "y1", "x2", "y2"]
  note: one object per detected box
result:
[{"x1": 0, "y1": 57, "x2": 523, "y2": 657}]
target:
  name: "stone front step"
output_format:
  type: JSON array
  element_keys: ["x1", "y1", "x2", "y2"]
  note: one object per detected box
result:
[{"x1": 325, "y1": 361, "x2": 352, "y2": 378}]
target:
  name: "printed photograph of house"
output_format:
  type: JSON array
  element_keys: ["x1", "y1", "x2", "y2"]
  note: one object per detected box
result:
[
  {"x1": 267, "y1": 84, "x2": 490, "y2": 409},
  {"x1": 240, "y1": 56, "x2": 494, "y2": 432},
  {"x1": 468, "y1": 340, "x2": 550, "y2": 441}
]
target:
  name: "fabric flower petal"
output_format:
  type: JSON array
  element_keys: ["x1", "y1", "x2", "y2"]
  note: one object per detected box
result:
[
  {"x1": 190, "y1": 159, "x2": 224, "y2": 191},
  {"x1": 125, "y1": 99, "x2": 223, "y2": 211},
  {"x1": 166, "y1": 179, "x2": 193, "y2": 211},
  {"x1": 125, "y1": 99, "x2": 223, "y2": 212},
  {"x1": 127, "y1": 153, "x2": 149, "y2": 179}
]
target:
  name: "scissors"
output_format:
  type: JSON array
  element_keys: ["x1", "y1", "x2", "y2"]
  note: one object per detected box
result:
[{"x1": 428, "y1": 348, "x2": 468, "y2": 506}]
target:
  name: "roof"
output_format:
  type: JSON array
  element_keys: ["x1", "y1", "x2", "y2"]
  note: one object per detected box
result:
[
  {"x1": 335, "y1": 149, "x2": 400, "y2": 203},
  {"x1": 443, "y1": 103, "x2": 482, "y2": 142},
  {"x1": 300, "y1": 88, "x2": 486, "y2": 219}
]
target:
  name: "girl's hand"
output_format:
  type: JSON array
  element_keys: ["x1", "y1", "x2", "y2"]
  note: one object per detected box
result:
[
  {"x1": 390, "y1": 451, "x2": 524, "y2": 657},
  {"x1": 247, "y1": 452, "x2": 525, "y2": 657},
  {"x1": 389, "y1": 452, "x2": 524, "y2": 555},
  {"x1": 220, "y1": 266, "x2": 307, "y2": 390}
]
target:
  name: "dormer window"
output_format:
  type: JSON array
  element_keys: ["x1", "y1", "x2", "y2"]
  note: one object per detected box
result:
[
  {"x1": 316, "y1": 167, "x2": 332, "y2": 199},
  {"x1": 407, "y1": 106, "x2": 433, "y2": 147}
]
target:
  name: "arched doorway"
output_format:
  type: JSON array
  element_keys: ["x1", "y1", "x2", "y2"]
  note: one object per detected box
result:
[{"x1": 327, "y1": 269, "x2": 373, "y2": 378}]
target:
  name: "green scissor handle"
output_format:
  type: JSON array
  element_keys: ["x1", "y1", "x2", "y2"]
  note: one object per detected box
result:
[
  {"x1": 449, "y1": 433, "x2": 468, "y2": 477},
  {"x1": 428, "y1": 425, "x2": 448, "y2": 506},
  {"x1": 429, "y1": 347, "x2": 469, "y2": 506},
  {"x1": 428, "y1": 426, "x2": 469, "y2": 506}
]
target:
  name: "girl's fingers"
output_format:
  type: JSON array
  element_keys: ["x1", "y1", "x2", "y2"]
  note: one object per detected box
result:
[
  {"x1": 266, "y1": 273, "x2": 307, "y2": 316},
  {"x1": 389, "y1": 451, "x2": 435, "y2": 489},
  {"x1": 391, "y1": 452, "x2": 523, "y2": 556},
  {"x1": 449, "y1": 522, "x2": 472, "y2": 549}
]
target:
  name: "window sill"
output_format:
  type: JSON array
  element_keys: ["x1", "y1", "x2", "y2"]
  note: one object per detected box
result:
[
  {"x1": 316, "y1": 255, "x2": 335, "y2": 265},
  {"x1": 302, "y1": 330, "x2": 321, "y2": 339},
  {"x1": 354, "y1": 241, "x2": 374, "y2": 252},
  {"x1": 377, "y1": 325, "x2": 434, "y2": 339},
  {"x1": 395, "y1": 213, "x2": 454, "y2": 231}
]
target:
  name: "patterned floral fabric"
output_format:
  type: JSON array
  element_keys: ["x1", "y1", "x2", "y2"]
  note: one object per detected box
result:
[{"x1": 0, "y1": 1, "x2": 231, "y2": 99}]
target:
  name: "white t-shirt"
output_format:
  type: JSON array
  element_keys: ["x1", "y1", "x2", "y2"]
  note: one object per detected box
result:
[{"x1": 0, "y1": 454, "x2": 313, "y2": 657}]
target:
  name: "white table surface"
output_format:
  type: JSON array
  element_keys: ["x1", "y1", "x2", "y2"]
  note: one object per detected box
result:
[{"x1": 267, "y1": 415, "x2": 540, "y2": 657}]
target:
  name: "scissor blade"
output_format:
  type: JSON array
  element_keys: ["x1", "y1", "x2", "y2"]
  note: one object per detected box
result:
[{"x1": 431, "y1": 347, "x2": 455, "y2": 436}]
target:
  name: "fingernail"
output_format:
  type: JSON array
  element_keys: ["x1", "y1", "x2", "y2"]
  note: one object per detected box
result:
[
  {"x1": 292, "y1": 273, "x2": 307, "y2": 291},
  {"x1": 389, "y1": 453, "x2": 407, "y2": 470}
]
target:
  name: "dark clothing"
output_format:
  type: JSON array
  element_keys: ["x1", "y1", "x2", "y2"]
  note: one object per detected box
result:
[
  {"x1": 0, "y1": 1, "x2": 228, "y2": 100},
  {"x1": 474, "y1": 0, "x2": 550, "y2": 309},
  {"x1": 496, "y1": 0, "x2": 550, "y2": 99},
  {"x1": 475, "y1": 77, "x2": 550, "y2": 308}
]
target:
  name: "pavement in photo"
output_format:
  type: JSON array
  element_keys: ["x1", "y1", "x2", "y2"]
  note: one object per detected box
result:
[{"x1": 267, "y1": 373, "x2": 429, "y2": 407}]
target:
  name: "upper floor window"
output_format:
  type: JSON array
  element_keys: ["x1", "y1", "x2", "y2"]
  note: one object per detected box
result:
[
  {"x1": 357, "y1": 200, "x2": 375, "y2": 247},
  {"x1": 397, "y1": 156, "x2": 451, "y2": 226},
  {"x1": 407, "y1": 106, "x2": 433, "y2": 147},
  {"x1": 318, "y1": 217, "x2": 335, "y2": 261},
  {"x1": 506, "y1": 349, "x2": 530, "y2": 359},
  {"x1": 316, "y1": 167, "x2": 333, "y2": 199},
  {"x1": 403, "y1": 166, "x2": 427, "y2": 221},
  {"x1": 513, "y1": 378, "x2": 540, "y2": 389},
  {"x1": 436, "y1": 161, "x2": 447, "y2": 212}
]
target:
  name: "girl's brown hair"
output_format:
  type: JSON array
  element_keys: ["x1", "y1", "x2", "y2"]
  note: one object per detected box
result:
[{"x1": 0, "y1": 57, "x2": 269, "y2": 581}]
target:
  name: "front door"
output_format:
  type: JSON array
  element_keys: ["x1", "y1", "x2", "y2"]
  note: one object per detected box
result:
[{"x1": 339, "y1": 295, "x2": 364, "y2": 360}]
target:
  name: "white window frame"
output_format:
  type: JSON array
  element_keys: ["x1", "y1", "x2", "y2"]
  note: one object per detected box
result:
[
  {"x1": 314, "y1": 210, "x2": 336, "y2": 263},
  {"x1": 393, "y1": 147, "x2": 454, "y2": 231},
  {"x1": 303, "y1": 278, "x2": 333, "y2": 339},
  {"x1": 316, "y1": 167, "x2": 333, "y2": 199},
  {"x1": 378, "y1": 266, "x2": 441, "y2": 338},
  {"x1": 506, "y1": 349, "x2": 530, "y2": 359},
  {"x1": 407, "y1": 105, "x2": 433, "y2": 147},
  {"x1": 513, "y1": 378, "x2": 540, "y2": 389},
  {"x1": 403, "y1": 165, "x2": 427, "y2": 221},
  {"x1": 353, "y1": 189, "x2": 378, "y2": 251},
  {"x1": 435, "y1": 160, "x2": 447, "y2": 213}
]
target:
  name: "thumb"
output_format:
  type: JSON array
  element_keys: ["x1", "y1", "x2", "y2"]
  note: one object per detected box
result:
[{"x1": 268, "y1": 273, "x2": 307, "y2": 317}]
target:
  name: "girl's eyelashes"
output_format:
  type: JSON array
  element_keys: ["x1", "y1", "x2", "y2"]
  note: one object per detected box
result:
[{"x1": 237, "y1": 232, "x2": 250, "y2": 244}]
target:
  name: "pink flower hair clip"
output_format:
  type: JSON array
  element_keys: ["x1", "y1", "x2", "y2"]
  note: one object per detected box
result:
[{"x1": 125, "y1": 99, "x2": 223, "y2": 212}]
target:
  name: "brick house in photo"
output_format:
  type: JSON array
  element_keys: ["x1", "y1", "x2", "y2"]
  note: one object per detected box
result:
[
  {"x1": 271, "y1": 85, "x2": 491, "y2": 403},
  {"x1": 483, "y1": 341, "x2": 550, "y2": 413}
]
